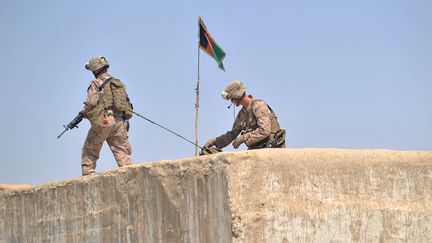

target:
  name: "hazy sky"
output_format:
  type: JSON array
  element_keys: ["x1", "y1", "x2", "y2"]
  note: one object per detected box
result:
[{"x1": 1, "y1": 0, "x2": 431, "y2": 185}]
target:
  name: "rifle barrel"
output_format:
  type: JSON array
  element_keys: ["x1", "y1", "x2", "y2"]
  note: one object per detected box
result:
[{"x1": 57, "y1": 128, "x2": 68, "y2": 139}]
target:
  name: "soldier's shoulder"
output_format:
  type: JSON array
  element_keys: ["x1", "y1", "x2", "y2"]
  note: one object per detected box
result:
[
  {"x1": 251, "y1": 99, "x2": 270, "y2": 117},
  {"x1": 87, "y1": 79, "x2": 100, "y2": 91},
  {"x1": 251, "y1": 99, "x2": 268, "y2": 108}
]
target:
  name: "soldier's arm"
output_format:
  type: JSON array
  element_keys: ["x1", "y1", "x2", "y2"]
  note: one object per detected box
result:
[
  {"x1": 243, "y1": 101, "x2": 271, "y2": 146},
  {"x1": 214, "y1": 115, "x2": 243, "y2": 149},
  {"x1": 82, "y1": 81, "x2": 100, "y2": 113}
]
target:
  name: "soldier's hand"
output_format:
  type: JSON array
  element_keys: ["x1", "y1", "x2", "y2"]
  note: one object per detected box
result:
[
  {"x1": 204, "y1": 138, "x2": 216, "y2": 148},
  {"x1": 232, "y1": 135, "x2": 246, "y2": 149}
]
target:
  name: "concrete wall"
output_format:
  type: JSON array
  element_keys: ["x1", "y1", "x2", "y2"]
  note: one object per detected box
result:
[
  {"x1": 0, "y1": 157, "x2": 232, "y2": 243},
  {"x1": 228, "y1": 149, "x2": 432, "y2": 243},
  {"x1": 1, "y1": 149, "x2": 431, "y2": 242}
]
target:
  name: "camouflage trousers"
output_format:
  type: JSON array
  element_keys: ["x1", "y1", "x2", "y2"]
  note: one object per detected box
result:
[{"x1": 81, "y1": 117, "x2": 132, "y2": 176}]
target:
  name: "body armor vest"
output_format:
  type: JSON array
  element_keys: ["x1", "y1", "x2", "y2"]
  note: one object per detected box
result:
[
  {"x1": 243, "y1": 99, "x2": 285, "y2": 149},
  {"x1": 86, "y1": 77, "x2": 133, "y2": 127}
]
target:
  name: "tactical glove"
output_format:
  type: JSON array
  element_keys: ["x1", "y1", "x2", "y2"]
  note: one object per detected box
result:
[
  {"x1": 204, "y1": 138, "x2": 216, "y2": 148},
  {"x1": 232, "y1": 135, "x2": 246, "y2": 149}
]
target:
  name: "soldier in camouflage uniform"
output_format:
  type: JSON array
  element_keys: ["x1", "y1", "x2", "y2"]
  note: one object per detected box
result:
[
  {"x1": 80, "y1": 56, "x2": 133, "y2": 176},
  {"x1": 204, "y1": 80, "x2": 286, "y2": 150}
]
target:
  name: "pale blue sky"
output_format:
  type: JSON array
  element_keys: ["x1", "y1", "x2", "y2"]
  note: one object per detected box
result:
[{"x1": 1, "y1": 0, "x2": 431, "y2": 185}]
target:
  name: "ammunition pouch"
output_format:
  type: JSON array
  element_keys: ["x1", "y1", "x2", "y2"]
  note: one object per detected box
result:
[{"x1": 268, "y1": 129, "x2": 286, "y2": 148}]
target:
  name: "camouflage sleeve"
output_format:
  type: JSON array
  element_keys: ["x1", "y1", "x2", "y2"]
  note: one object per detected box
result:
[
  {"x1": 83, "y1": 81, "x2": 100, "y2": 112},
  {"x1": 243, "y1": 101, "x2": 271, "y2": 146},
  {"x1": 214, "y1": 114, "x2": 243, "y2": 149}
]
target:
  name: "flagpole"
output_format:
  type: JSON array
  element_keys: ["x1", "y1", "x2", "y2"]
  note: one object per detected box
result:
[{"x1": 195, "y1": 44, "x2": 200, "y2": 156}]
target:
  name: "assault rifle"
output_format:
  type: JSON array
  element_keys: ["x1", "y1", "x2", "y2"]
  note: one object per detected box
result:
[{"x1": 57, "y1": 112, "x2": 84, "y2": 139}]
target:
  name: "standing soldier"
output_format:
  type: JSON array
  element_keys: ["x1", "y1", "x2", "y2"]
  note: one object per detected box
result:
[
  {"x1": 80, "y1": 56, "x2": 133, "y2": 176},
  {"x1": 204, "y1": 80, "x2": 285, "y2": 150}
]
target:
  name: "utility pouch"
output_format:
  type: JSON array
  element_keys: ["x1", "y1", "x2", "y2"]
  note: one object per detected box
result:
[{"x1": 269, "y1": 129, "x2": 286, "y2": 148}]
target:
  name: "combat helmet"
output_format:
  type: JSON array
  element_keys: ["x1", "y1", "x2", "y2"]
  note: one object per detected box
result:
[
  {"x1": 85, "y1": 56, "x2": 110, "y2": 72},
  {"x1": 221, "y1": 80, "x2": 246, "y2": 100}
]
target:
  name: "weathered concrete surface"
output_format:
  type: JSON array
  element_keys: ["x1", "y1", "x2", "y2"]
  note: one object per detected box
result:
[
  {"x1": 0, "y1": 184, "x2": 32, "y2": 191},
  {"x1": 1, "y1": 149, "x2": 431, "y2": 242},
  {"x1": 228, "y1": 149, "x2": 432, "y2": 243},
  {"x1": 0, "y1": 157, "x2": 232, "y2": 243}
]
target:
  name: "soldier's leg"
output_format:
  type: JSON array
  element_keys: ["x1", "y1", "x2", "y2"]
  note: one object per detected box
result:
[
  {"x1": 81, "y1": 127, "x2": 105, "y2": 176},
  {"x1": 107, "y1": 121, "x2": 132, "y2": 167}
]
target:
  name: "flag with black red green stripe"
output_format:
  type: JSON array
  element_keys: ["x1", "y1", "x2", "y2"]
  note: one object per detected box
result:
[{"x1": 199, "y1": 16, "x2": 226, "y2": 71}]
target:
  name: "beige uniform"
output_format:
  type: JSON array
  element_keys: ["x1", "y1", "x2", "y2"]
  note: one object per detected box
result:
[
  {"x1": 214, "y1": 98, "x2": 284, "y2": 149},
  {"x1": 81, "y1": 73, "x2": 132, "y2": 175}
]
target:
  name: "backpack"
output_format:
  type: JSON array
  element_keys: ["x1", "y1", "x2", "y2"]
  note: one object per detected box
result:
[{"x1": 109, "y1": 78, "x2": 133, "y2": 119}]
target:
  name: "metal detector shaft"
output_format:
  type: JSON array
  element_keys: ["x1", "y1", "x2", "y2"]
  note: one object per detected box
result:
[{"x1": 130, "y1": 110, "x2": 203, "y2": 150}]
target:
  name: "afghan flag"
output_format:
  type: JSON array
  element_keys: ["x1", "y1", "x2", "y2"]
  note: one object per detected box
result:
[{"x1": 199, "y1": 16, "x2": 226, "y2": 71}]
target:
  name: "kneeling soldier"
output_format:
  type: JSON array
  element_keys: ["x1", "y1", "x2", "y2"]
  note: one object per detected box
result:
[{"x1": 204, "y1": 80, "x2": 286, "y2": 150}]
